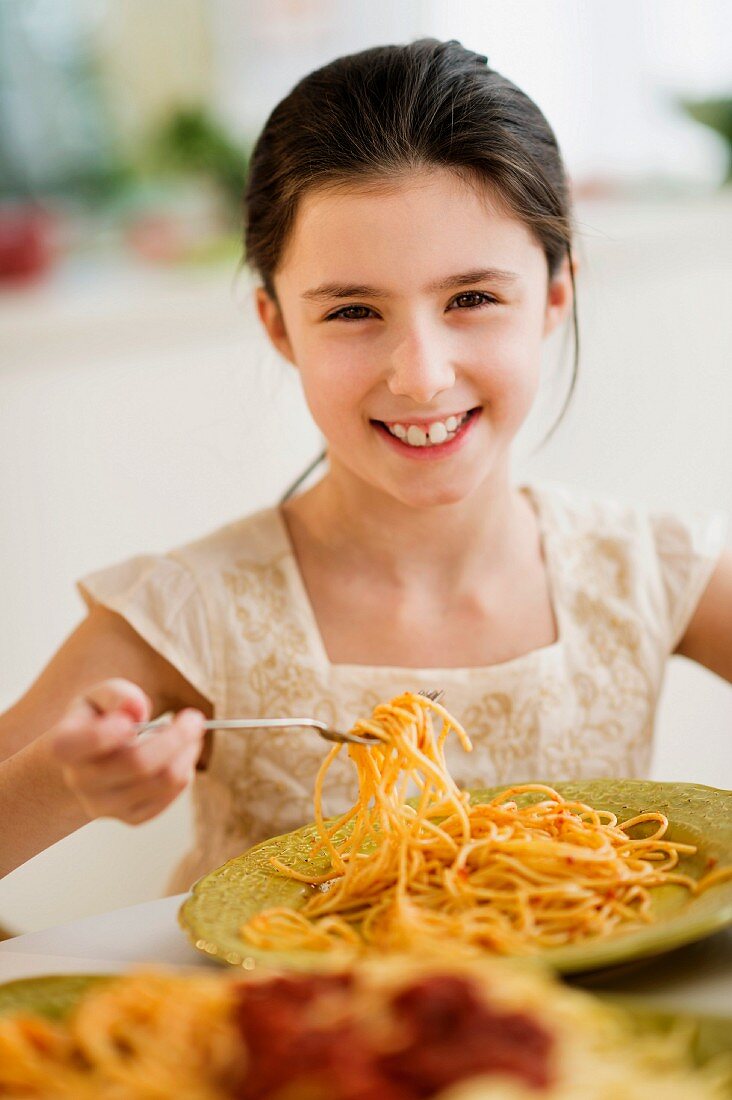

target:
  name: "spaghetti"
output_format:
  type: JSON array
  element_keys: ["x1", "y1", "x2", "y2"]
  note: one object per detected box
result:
[
  {"x1": 0, "y1": 959, "x2": 727, "y2": 1099},
  {"x1": 240, "y1": 691, "x2": 731, "y2": 956},
  {"x1": 0, "y1": 972, "x2": 239, "y2": 1099}
]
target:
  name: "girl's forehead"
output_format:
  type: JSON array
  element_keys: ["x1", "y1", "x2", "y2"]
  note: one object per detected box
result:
[{"x1": 279, "y1": 169, "x2": 540, "y2": 282}]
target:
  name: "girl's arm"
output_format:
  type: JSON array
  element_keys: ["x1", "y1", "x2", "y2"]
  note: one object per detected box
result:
[
  {"x1": 0, "y1": 606, "x2": 212, "y2": 878},
  {"x1": 674, "y1": 549, "x2": 732, "y2": 683}
]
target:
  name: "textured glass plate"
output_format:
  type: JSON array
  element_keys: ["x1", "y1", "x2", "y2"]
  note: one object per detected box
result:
[
  {"x1": 178, "y1": 780, "x2": 732, "y2": 974},
  {"x1": 0, "y1": 974, "x2": 112, "y2": 1021}
]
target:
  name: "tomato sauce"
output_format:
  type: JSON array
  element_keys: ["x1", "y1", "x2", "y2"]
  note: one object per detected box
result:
[{"x1": 231, "y1": 971, "x2": 554, "y2": 1098}]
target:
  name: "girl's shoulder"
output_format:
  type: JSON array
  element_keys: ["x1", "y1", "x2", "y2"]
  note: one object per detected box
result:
[
  {"x1": 529, "y1": 478, "x2": 727, "y2": 552},
  {"x1": 529, "y1": 479, "x2": 727, "y2": 652},
  {"x1": 75, "y1": 505, "x2": 289, "y2": 708}
]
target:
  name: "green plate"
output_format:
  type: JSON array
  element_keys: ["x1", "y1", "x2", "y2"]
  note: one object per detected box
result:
[
  {"x1": 599, "y1": 997, "x2": 732, "y2": 1067},
  {"x1": 0, "y1": 974, "x2": 111, "y2": 1021},
  {"x1": 179, "y1": 779, "x2": 732, "y2": 973}
]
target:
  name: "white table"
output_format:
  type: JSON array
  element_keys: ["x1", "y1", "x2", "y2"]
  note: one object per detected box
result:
[
  {"x1": 0, "y1": 895, "x2": 730, "y2": 1016},
  {"x1": 0, "y1": 896, "x2": 201, "y2": 976}
]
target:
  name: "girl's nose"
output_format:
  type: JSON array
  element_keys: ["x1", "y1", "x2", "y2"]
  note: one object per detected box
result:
[{"x1": 387, "y1": 329, "x2": 456, "y2": 404}]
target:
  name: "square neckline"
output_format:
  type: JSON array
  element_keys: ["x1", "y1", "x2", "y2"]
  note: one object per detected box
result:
[{"x1": 274, "y1": 483, "x2": 565, "y2": 677}]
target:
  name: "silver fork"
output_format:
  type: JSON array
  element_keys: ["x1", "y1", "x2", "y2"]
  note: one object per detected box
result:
[{"x1": 132, "y1": 689, "x2": 445, "y2": 747}]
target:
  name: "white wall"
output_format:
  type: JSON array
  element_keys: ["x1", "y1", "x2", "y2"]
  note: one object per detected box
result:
[
  {"x1": 211, "y1": 0, "x2": 731, "y2": 188},
  {"x1": 1, "y1": 193, "x2": 731, "y2": 933},
  {"x1": 423, "y1": 0, "x2": 731, "y2": 185}
]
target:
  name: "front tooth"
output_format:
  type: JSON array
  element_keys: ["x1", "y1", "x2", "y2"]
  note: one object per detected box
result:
[
  {"x1": 406, "y1": 425, "x2": 427, "y2": 447},
  {"x1": 428, "y1": 421, "x2": 448, "y2": 444},
  {"x1": 392, "y1": 424, "x2": 407, "y2": 439},
  {"x1": 445, "y1": 416, "x2": 459, "y2": 432}
]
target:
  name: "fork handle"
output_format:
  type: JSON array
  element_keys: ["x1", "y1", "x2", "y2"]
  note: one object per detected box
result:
[
  {"x1": 133, "y1": 715, "x2": 328, "y2": 736},
  {"x1": 202, "y1": 718, "x2": 329, "y2": 733}
]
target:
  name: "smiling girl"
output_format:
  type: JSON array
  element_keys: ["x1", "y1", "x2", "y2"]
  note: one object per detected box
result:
[{"x1": 1, "y1": 40, "x2": 730, "y2": 889}]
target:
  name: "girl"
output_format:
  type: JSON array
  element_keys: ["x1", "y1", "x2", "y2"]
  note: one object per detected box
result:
[{"x1": 1, "y1": 39, "x2": 730, "y2": 890}]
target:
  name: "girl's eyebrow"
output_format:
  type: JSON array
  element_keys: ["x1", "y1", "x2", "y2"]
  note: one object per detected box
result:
[{"x1": 300, "y1": 268, "x2": 520, "y2": 302}]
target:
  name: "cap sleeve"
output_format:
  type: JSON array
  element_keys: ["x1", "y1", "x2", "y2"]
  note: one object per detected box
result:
[
  {"x1": 648, "y1": 507, "x2": 729, "y2": 653},
  {"x1": 76, "y1": 552, "x2": 216, "y2": 704}
]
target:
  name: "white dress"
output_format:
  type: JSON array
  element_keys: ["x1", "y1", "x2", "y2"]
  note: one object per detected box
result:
[{"x1": 76, "y1": 482, "x2": 727, "y2": 893}]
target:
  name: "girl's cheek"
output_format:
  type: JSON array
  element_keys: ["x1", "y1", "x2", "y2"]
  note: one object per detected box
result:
[
  {"x1": 299, "y1": 371, "x2": 364, "y2": 437},
  {"x1": 482, "y1": 356, "x2": 541, "y2": 429}
]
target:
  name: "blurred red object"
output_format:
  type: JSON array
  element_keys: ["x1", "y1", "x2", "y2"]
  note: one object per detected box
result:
[
  {"x1": 0, "y1": 203, "x2": 56, "y2": 285},
  {"x1": 125, "y1": 213, "x2": 186, "y2": 263}
]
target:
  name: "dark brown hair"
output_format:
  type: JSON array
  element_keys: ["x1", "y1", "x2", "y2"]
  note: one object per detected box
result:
[{"x1": 244, "y1": 38, "x2": 579, "y2": 491}]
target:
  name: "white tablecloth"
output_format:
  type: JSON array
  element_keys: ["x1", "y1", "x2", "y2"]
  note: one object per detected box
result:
[{"x1": 0, "y1": 895, "x2": 730, "y2": 1015}]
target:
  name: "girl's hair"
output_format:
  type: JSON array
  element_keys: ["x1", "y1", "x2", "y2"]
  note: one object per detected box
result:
[{"x1": 243, "y1": 38, "x2": 579, "y2": 498}]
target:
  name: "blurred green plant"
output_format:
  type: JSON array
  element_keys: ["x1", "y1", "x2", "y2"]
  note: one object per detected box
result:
[
  {"x1": 149, "y1": 107, "x2": 250, "y2": 223},
  {"x1": 680, "y1": 96, "x2": 732, "y2": 184},
  {"x1": 0, "y1": 160, "x2": 136, "y2": 207}
]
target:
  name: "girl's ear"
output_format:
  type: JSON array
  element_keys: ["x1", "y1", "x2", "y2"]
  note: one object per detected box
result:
[
  {"x1": 255, "y1": 287, "x2": 296, "y2": 365},
  {"x1": 543, "y1": 252, "x2": 577, "y2": 338}
]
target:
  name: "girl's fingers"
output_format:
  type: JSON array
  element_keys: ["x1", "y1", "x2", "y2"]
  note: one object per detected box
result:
[
  {"x1": 50, "y1": 677, "x2": 205, "y2": 826},
  {"x1": 77, "y1": 740, "x2": 202, "y2": 824},
  {"x1": 81, "y1": 679, "x2": 152, "y2": 724},
  {"x1": 123, "y1": 744, "x2": 202, "y2": 825},
  {"x1": 69, "y1": 710, "x2": 205, "y2": 792},
  {"x1": 51, "y1": 679, "x2": 153, "y2": 765},
  {"x1": 51, "y1": 709, "x2": 140, "y2": 765},
  {"x1": 121, "y1": 792, "x2": 185, "y2": 826}
]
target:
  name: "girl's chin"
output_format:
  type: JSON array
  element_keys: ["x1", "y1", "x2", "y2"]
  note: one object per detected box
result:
[
  {"x1": 379, "y1": 462, "x2": 493, "y2": 510},
  {"x1": 392, "y1": 488, "x2": 476, "y2": 510}
]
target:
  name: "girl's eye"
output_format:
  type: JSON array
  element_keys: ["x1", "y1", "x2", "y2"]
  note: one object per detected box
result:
[
  {"x1": 325, "y1": 305, "x2": 376, "y2": 322},
  {"x1": 324, "y1": 291, "x2": 497, "y2": 322},
  {"x1": 449, "y1": 291, "x2": 498, "y2": 310}
]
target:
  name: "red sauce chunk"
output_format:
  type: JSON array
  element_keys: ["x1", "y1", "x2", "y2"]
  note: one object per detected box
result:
[
  {"x1": 230, "y1": 971, "x2": 555, "y2": 1099},
  {"x1": 380, "y1": 976, "x2": 554, "y2": 1093}
]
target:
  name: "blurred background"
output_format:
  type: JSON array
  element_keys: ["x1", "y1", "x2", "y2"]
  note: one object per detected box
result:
[{"x1": 1, "y1": 0, "x2": 731, "y2": 933}]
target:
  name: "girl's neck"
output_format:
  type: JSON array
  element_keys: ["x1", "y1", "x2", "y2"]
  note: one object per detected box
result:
[{"x1": 281, "y1": 455, "x2": 531, "y2": 593}]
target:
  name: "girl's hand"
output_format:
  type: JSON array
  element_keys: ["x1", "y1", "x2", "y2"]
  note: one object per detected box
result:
[{"x1": 48, "y1": 678, "x2": 205, "y2": 825}]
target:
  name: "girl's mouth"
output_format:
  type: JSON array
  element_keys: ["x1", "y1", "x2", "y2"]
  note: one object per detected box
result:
[{"x1": 370, "y1": 407, "x2": 481, "y2": 459}]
